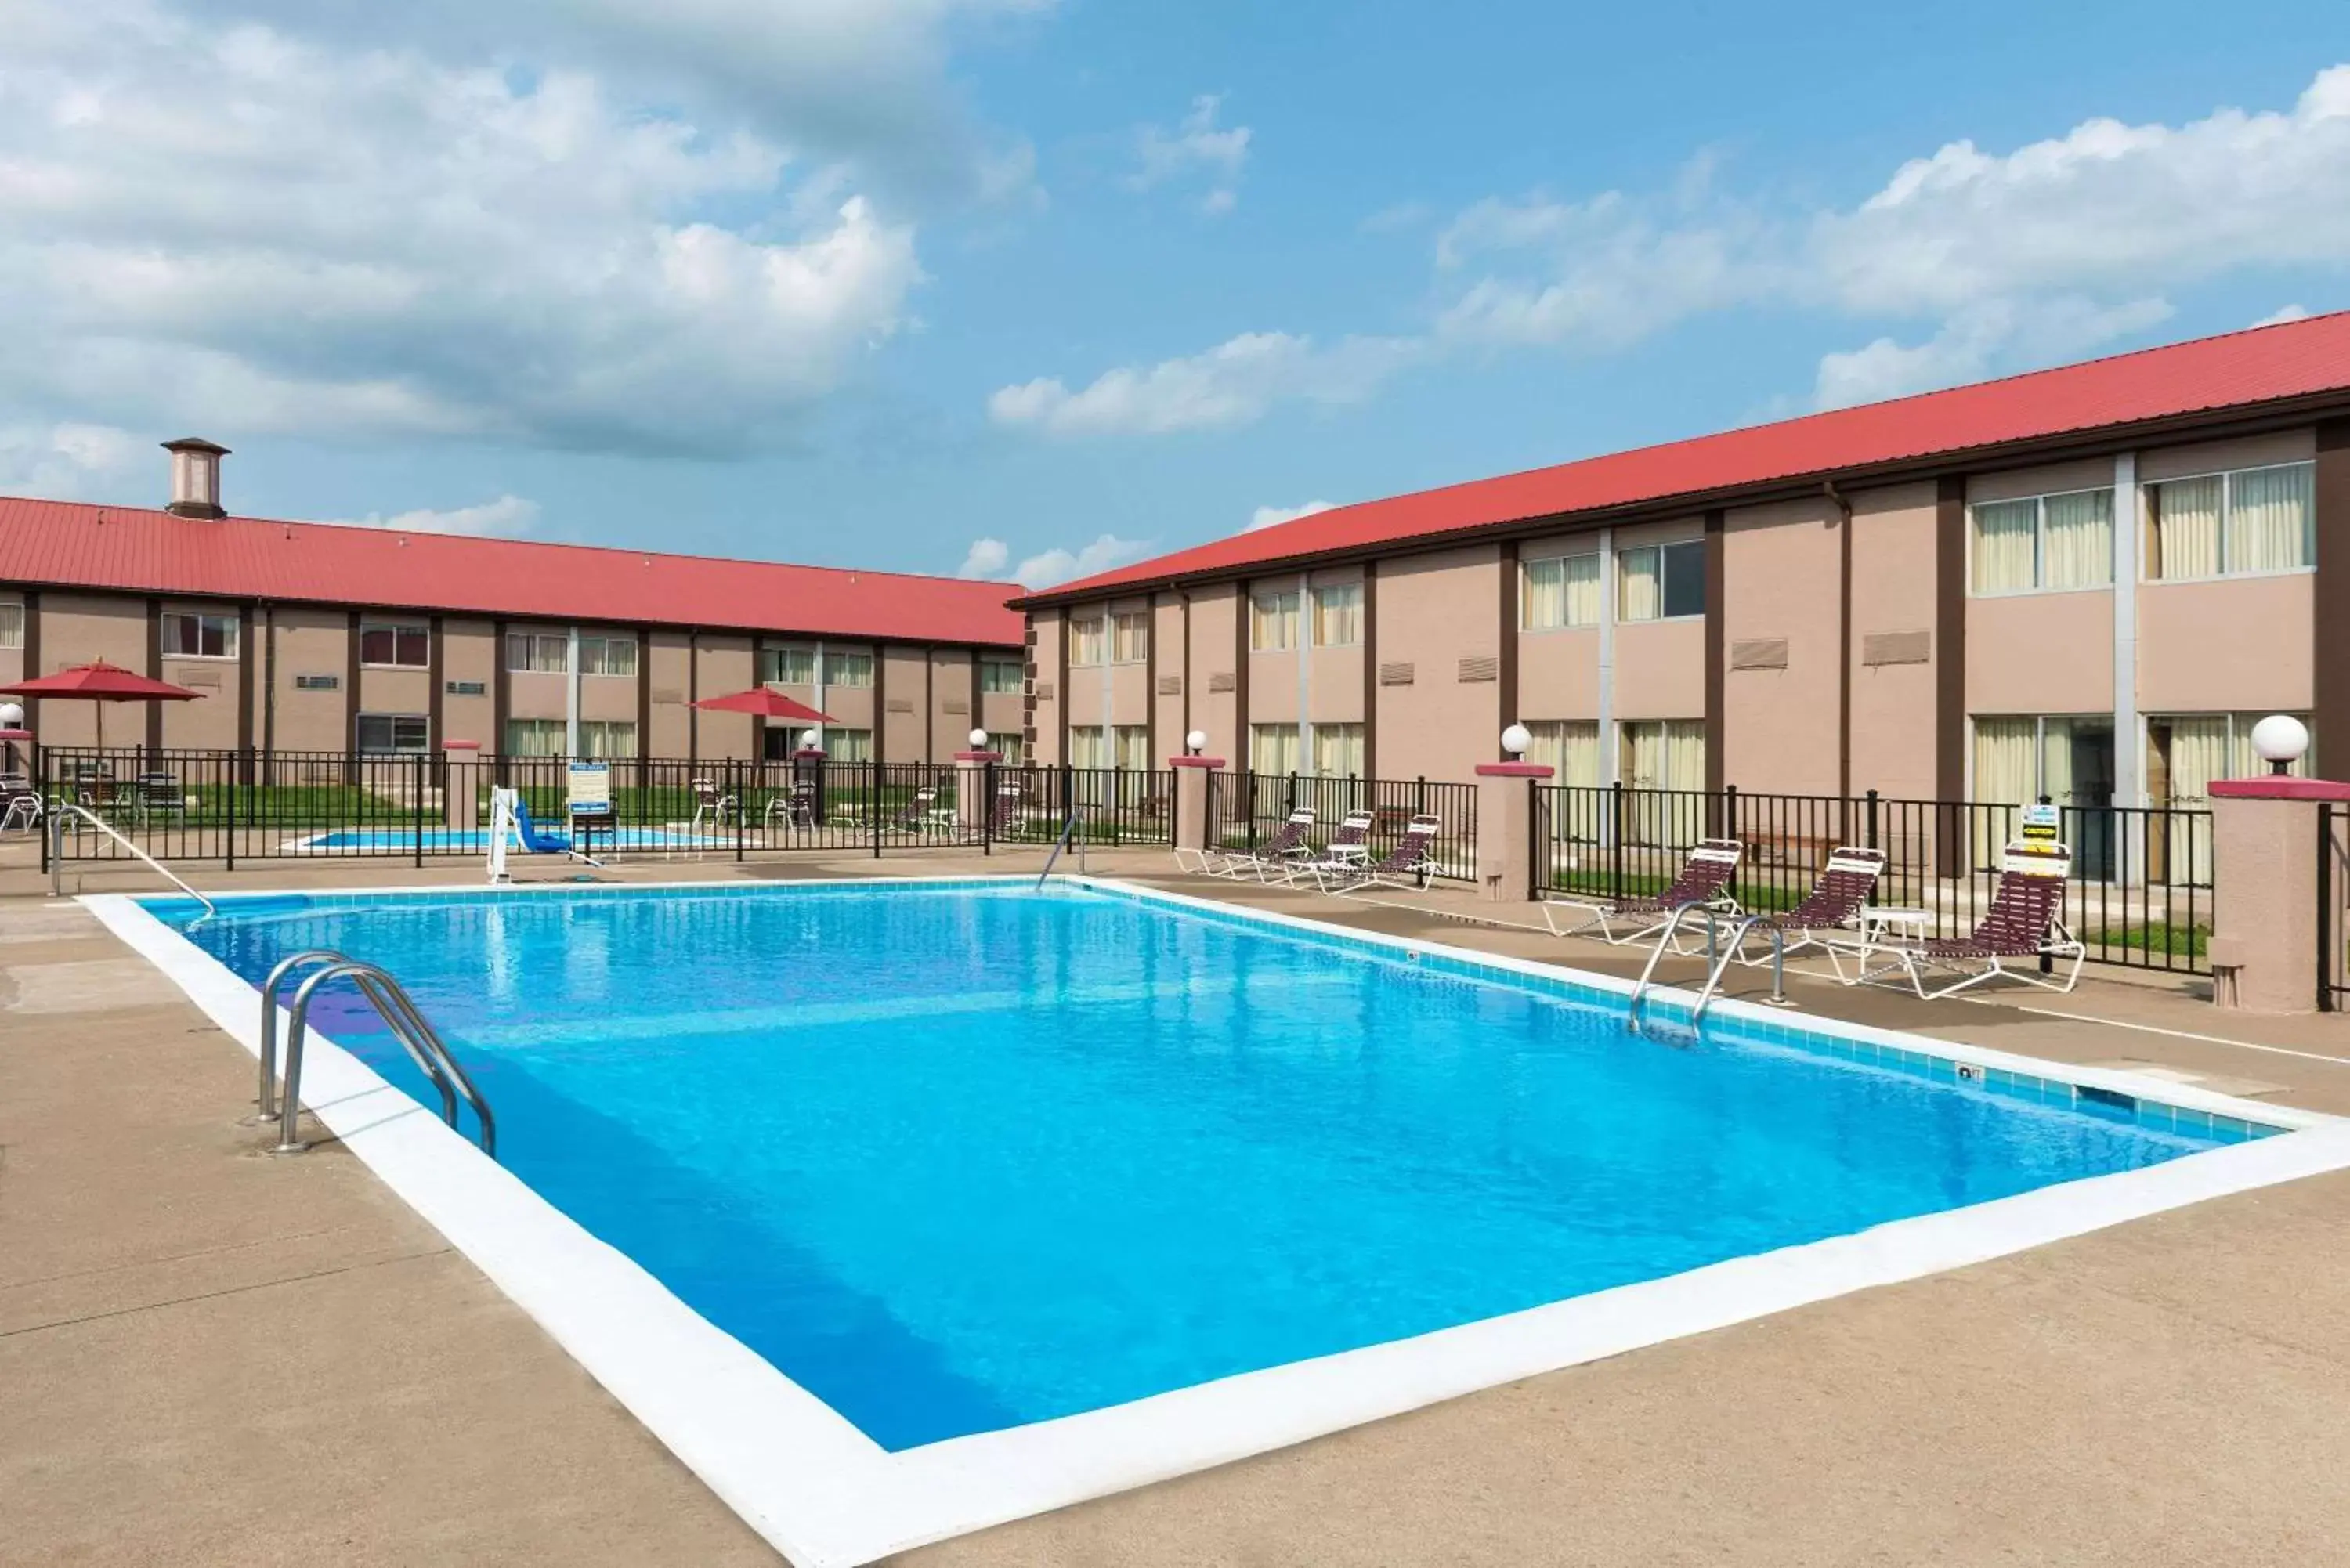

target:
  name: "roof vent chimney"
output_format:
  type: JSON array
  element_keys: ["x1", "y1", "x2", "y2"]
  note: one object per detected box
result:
[{"x1": 162, "y1": 438, "x2": 230, "y2": 518}]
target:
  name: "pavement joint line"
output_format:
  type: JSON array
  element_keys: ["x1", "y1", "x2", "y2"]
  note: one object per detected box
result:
[
  {"x1": 1, "y1": 1221, "x2": 376, "y2": 1291},
  {"x1": 1959, "y1": 1003, "x2": 2350, "y2": 1069},
  {"x1": 0, "y1": 1247, "x2": 453, "y2": 1341}
]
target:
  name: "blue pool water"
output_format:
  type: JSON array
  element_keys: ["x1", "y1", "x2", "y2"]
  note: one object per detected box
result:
[
  {"x1": 298, "y1": 827, "x2": 723, "y2": 851},
  {"x1": 160, "y1": 883, "x2": 2245, "y2": 1451}
]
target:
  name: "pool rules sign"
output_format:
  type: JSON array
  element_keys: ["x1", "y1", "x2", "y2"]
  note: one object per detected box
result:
[{"x1": 567, "y1": 761, "x2": 612, "y2": 818}]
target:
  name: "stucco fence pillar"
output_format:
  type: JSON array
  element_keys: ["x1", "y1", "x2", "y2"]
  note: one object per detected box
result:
[
  {"x1": 953, "y1": 750, "x2": 1001, "y2": 837},
  {"x1": 1473, "y1": 762, "x2": 1553, "y2": 904},
  {"x1": 1170, "y1": 755, "x2": 1224, "y2": 854},
  {"x1": 442, "y1": 739, "x2": 481, "y2": 832},
  {"x1": 2207, "y1": 777, "x2": 2350, "y2": 1013}
]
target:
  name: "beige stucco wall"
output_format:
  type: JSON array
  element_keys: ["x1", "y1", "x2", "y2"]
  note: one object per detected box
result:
[
  {"x1": 32, "y1": 594, "x2": 147, "y2": 747},
  {"x1": 646, "y1": 631, "x2": 694, "y2": 757},
  {"x1": 1847, "y1": 481, "x2": 1941, "y2": 799},
  {"x1": 2138, "y1": 428, "x2": 2314, "y2": 482},
  {"x1": 881, "y1": 645, "x2": 927, "y2": 760},
  {"x1": 2138, "y1": 572, "x2": 2315, "y2": 714},
  {"x1": 1185, "y1": 587, "x2": 1240, "y2": 762},
  {"x1": 157, "y1": 598, "x2": 243, "y2": 749},
  {"x1": 266, "y1": 608, "x2": 352, "y2": 753},
  {"x1": 1152, "y1": 594, "x2": 1185, "y2": 760},
  {"x1": 1514, "y1": 529, "x2": 1603, "y2": 721},
  {"x1": 1613, "y1": 620, "x2": 1705, "y2": 722},
  {"x1": 692, "y1": 634, "x2": 754, "y2": 758},
  {"x1": 1030, "y1": 612, "x2": 1065, "y2": 765},
  {"x1": 1967, "y1": 456, "x2": 2117, "y2": 507},
  {"x1": 441, "y1": 620, "x2": 497, "y2": 748},
  {"x1": 1721, "y1": 496, "x2": 1840, "y2": 794},
  {"x1": 1371, "y1": 544, "x2": 1502, "y2": 782},
  {"x1": 1967, "y1": 590, "x2": 2114, "y2": 716}
]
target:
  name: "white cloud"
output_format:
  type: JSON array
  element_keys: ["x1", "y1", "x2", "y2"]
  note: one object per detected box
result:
[
  {"x1": 957, "y1": 536, "x2": 1010, "y2": 577},
  {"x1": 0, "y1": 421, "x2": 147, "y2": 500},
  {"x1": 1813, "y1": 296, "x2": 2175, "y2": 409},
  {"x1": 1130, "y1": 94, "x2": 1250, "y2": 214},
  {"x1": 1246, "y1": 500, "x2": 1336, "y2": 533},
  {"x1": 1008, "y1": 533, "x2": 1148, "y2": 590},
  {"x1": 326, "y1": 494, "x2": 540, "y2": 536},
  {"x1": 989, "y1": 331, "x2": 1416, "y2": 436},
  {"x1": 2253, "y1": 303, "x2": 2313, "y2": 327},
  {"x1": 1439, "y1": 63, "x2": 2350, "y2": 398},
  {"x1": 0, "y1": 0, "x2": 935, "y2": 456}
]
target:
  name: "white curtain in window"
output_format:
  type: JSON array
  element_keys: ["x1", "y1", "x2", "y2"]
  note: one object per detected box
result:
[
  {"x1": 1312, "y1": 585, "x2": 1362, "y2": 646},
  {"x1": 1561, "y1": 552, "x2": 1601, "y2": 627},
  {"x1": 2037, "y1": 718, "x2": 2077, "y2": 807},
  {"x1": 2227, "y1": 464, "x2": 2314, "y2": 574},
  {"x1": 2039, "y1": 490, "x2": 2112, "y2": 589},
  {"x1": 1972, "y1": 717, "x2": 2037, "y2": 810},
  {"x1": 1971, "y1": 500, "x2": 2037, "y2": 593},
  {"x1": 1113, "y1": 725, "x2": 1151, "y2": 769},
  {"x1": 2151, "y1": 476, "x2": 2222, "y2": 580},
  {"x1": 1522, "y1": 558, "x2": 1566, "y2": 630},
  {"x1": 1311, "y1": 723, "x2": 1365, "y2": 778},
  {"x1": 1617, "y1": 548, "x2": 1661, "y2": 621},
  {"x1": 1524, "y1": 720, "x2": 1599, "y2": 786},
  {"x1": 1249, "y1": 594, "x2": 1298, "y2": 651},
  {"x1": 1250, "y1": 724, "x2": 1300, "y2": 775},
  {"x1": 1662, "y1": 721, "x2": 1705, "y2": 792},
  {"x1": 2156, "y1": 717, "x2": 2229, "y2": 883}
]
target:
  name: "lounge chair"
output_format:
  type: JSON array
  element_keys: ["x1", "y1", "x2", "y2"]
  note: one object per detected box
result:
[
  {"x1": 1540, "y1": 837, "x2": 1744, "y2": 945},
  {"x1": 761, "y1": 779, "x2": 814, "y2": 833},
  {"x1": 692, "y1": 776, "x2": 739, "y2": 829},
  {"x1": 873, "y1": 785, "x2": 951, "y2": 834},
  {"x1": 0, "y1": 772, "x2": 40, "y2": 834},
  {"x1": 1870, "y1": 840, "x2": 2083, "y2": 999},
  {"x1": 1314, "y1": 813, "x2": 1442, "y2": 893},
  {"x1": 1728, "y1": 846, "x2": 1887, "y2": 974},
  {"x1": 1283, "y1": 809, "x2": 1375, "y2": 886},
  {"x1": 1218, "y1": 807, "x2": 1315, "y2": 881},
  {"x1": 136, "y1": 772, "x2": 186, "y2": 822}
]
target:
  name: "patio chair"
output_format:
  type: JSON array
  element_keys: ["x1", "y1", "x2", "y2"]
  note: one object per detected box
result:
[
  {"x1": 692, "y1": 776, "x2": 738, "y2": 829},
  {"x1": 1539, "y1": 837, "x2": 1745, "y2": 945},
  {"x1": 761, "y1": 779, "x2": 815, "y2": 833},
  {"x1": 1314, "y1": 813, "x2": 1444, "y2": 894},
  {"x1": 136, "y1": 772, "x2": 186, "y2": 821},
  {"x1": 1282, "y1": 809, "x2": 1375, "y2": 886},
  {"x1": 1871, "y1": 840, "x2": 2084, "y2": 999},
  {"x1": 875, "y1": 784, "x2": 949, "y2": 834},
  {"x1": 1726, "y1": 846, "x2": 1887, "y2": 974},
  {"x1": 0, "y1": 772, "x2": 41, "y2": 834},
  {"x1": 1217, "y1": 807, "x2": 1315, "y2": 882},
  {"x1": 986, "y1": 779, "x2": 1026, "y2": 839}
]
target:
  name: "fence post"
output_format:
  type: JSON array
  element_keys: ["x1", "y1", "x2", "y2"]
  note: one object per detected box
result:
[
  {"x1": 985, "y1": 760, "x2": 996, "y2": 856},
  {"x1": 1723, "y1": 782, "x2": 1737, "y2": 846},
  {"x1": 1865, "y1": 789, "x2": 1880, "y2": 851},
  {"x1": 732, "y1": 756, "x2": 744, "y2": 862},
  {"x1": 872, "y1": 764, "x2": 883, "y2": 859},
  {"x1": 1473, "y1": 761, "x2": 1551, "y2": 902},
  {"x1": 2320, "y1": 804, "x2": 2335, "y2": 1013},
  {"x1": 1609, "y1": 780, "x2": 1625, "y2": 901}
]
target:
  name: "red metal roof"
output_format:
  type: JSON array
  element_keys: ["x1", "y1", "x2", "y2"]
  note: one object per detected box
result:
[
  {"x1": 0, "y1": 498, "x2": 1025, "y2": 647},
  {"x1": 1021, "y1": 310, "x2": 2350, "y2": 605}
]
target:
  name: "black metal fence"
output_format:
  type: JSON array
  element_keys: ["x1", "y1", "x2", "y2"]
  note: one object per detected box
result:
[
  {"x1": 1534, "y1": 782, "x2": 2212, "y2": 974},
  {"x1": 31, "y1": 748, "x2": 1172, "y2": 867},
  {"x1": 2320, "y1": 801, "x2": 2350, "y2": 1012},
  {"x1": 1204, "y1": 770, "x2": 1478, "y2": 883}
]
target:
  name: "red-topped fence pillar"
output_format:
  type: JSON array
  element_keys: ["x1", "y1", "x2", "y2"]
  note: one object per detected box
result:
[
  {"x1": 2209, "y1": 773, "x2": 2350, "y2": 1012},
  {"x1": 1170, "y1": 753, "x2": 1225, "y2": 856},
  {"x1": 1475, "y1": 761, "x2": 1553, "y2": 904}
]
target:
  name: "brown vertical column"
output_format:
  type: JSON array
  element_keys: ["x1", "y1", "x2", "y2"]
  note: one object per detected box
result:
[
  {"x1": 1935, "y1": 475, "x2": 1969, "y2": 874},
  {"x1": 1834, "y1": 489, "x2": 1854, "y2": 799},
  {"x1": 492, "y1": 620, "x2": 510, "y2": 761},
  {"x1": 1361, "y1": 562, "x2": 1379, "y2": 779},
  {"x1": 686, "y1": 629, "x2": 700, "y2": 765},
  {"x1": 343, "y1": 609, "x2": 362, "y2": 771},
  {"x1": 2316, "y1": 419, "x2": 2350, "y2": 768},
  {"x1": 1021, "y1": 619, "x2": 1037, "y2": 756},
  {"x1": 20, "y1": 588, "x2": 38, "y2": 733},
  {"x1": 968, "y1": 649, "x2": 983, "y2": 750},
  {"x1": 873, "y1": 640, "x2": 888, "y2": 764},
  {"x1": 237, "y1": 601, "x2": 256, "y2": 753},
  {"x1": 1233, "y1": 585, "x2": 1251, "y2": 766},
  {"x1": 923, "y1": 645, "x2": 935, "y2": 764},
  {"x1": 426, "y1": 614, "x2": 444, "y2": 746},
  {"x1": 1055, "y1": 608, "x2": 1071, "y2": 765},
  {"x1": 635, "y1": 626, "x2": 653, "y2": 767},
  {"x1": 1702, "y1": 511, "x2": 1725, "y2": 795},
  {"x1": 1496, "y1": 542, "x2": 1519, "y2": 735},
  {"x1": 146, "y1": 598, "x2": 164, "y2": 750},
  {"x1": 1144, "y1": 598, "x2": 1159, "y2": 764},
  {"x1": 1178, "y1": 591, "x2": 1193, "y2": 748}
]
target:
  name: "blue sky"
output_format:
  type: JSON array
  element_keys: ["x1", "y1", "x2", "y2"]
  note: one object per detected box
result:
[{"x1": 3, "y1": 1, "x2": 2347, "y2": 587}]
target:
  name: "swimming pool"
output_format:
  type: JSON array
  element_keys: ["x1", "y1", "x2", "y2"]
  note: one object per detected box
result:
[
  {"x1": 295, "y1": 826, "x2": 726, "y2": 851},
  {"x1": 96, "y1": 878, "x2": 2350, "y2": 1566}
]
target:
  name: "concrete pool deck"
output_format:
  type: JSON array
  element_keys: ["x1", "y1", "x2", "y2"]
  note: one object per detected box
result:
[{"x1": 7, "y1": 844, "x2": 2350, "y2": 1564}]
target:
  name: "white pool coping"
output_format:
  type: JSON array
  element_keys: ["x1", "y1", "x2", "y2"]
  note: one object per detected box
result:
[{"x1": 85, "y1": 876, "x2": 2350, "y2": 1568}]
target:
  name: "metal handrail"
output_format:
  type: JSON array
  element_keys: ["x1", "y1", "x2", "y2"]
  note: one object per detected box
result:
[
  {"x1": 1629, "y1": 903, "x2": 1727, "y2": 1024},
  {"x1": 258, "y1": 949, "x2": 349, "y2": 1121},
  {"x1": 274, "y1": 959, "x2": 497, "y2": 1159},
  {"x1": 1629, "y1": 904, "x2": 1797, "y2": 1024},
  {"x1": 1035, "y1": 807, "x2": 1089, "y2": 887},
  {"x1": 47, "y1": 798, "x2": 217, "y2": 923}
]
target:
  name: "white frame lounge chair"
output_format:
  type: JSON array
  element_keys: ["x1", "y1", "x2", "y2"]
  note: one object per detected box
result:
[
  {"x1": 1314, "y1": 813, "x2": 1443, "y2": 894},
  {"x1": 1730, "y1": 846, "x2": 1888, "y2": 974},
  {"x1": 1540, "y1": 837, "x2": 1744, "y2": 946},
  {"x1": 1283, "y1": 809, "x2": 1375, "y2": 886},
  {"x1": 1217, "y1": 807, "x2": 1315, "y2": 881},
  {"x1": 1864, "y1": 840, "x2": 2084, "y2": 999}
]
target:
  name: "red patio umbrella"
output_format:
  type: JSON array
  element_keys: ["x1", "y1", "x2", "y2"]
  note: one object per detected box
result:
[
  {"x1": 0, "y1": 659, "x2": 204, "y2": 751},
  {"x1": 691, "y1": 688, "x2": 837, "y2": 724}
]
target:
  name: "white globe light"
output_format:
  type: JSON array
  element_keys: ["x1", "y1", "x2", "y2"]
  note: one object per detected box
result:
[
  {"x1": 1185, "y1": 729, "x2": 1208, "y2": 753},
  {"x1": 969, "y1": 728, "x2": 989, "y2": 749},
  {"x1": 2251, "y1": 714, "x2": 2310, "y2": 768},
  {"x1": 1501, "y1": 722, "x2": 1532, "y2": 757},
  {"x1": 799, "y1": 728, "x2": 819, "y2": 751},
  {"x1": 0, "y1": 701, "x2": 21, "y2": 728}
]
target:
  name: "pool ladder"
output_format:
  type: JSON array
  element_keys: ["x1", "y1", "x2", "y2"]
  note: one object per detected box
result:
[
  {"x1": 1628, "y1": 905, "x2": 1795, "y2": 1027},
  {"x1": 256, "y1": 950, "x2": 497, "y2": 1160}
]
